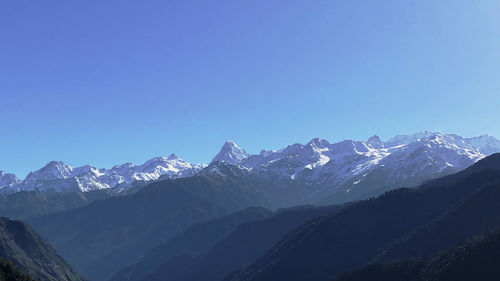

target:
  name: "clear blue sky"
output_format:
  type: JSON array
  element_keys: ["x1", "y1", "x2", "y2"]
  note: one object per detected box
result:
[{"x1": 1, "y1": 0, "x2": 499, "y2": 177}]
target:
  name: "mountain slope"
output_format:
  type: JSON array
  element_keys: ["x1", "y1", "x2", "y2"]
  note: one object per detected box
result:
[
  {"x1": 26, "y1": 166, "x2": 270, "y2": 281},
  {"x1": 0, "y1": 190, "x2": 112, "y2": 219},
  {"x1": 333, "y1": 228, "x2": 500, "y2": 281},
  {"x1": 140, "y1": 204, "x2": 347, "y2": 281},
  {"x1": 110, "y1": 207, "x2": 274, "y2": 281},
  {"x1": 0, "y1": 217, "x2": 84, "y2": 281},
  {"x1": 225, "y1": 154, "x2": 500, "y2": 281},
  {"x1": 376, "y1": 169, "x2": 500, "y2": 262},
  {"x1": 0, "y1": 258, "x2": 34, "y2": 281}
]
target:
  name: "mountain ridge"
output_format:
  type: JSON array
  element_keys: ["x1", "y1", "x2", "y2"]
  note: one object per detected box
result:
[
  {"x1": 1, "y1": 132, "x2": 499, "y2": 196},
  {"x1": 2, "y1": 155, "x2": 206, "y2": 193}
]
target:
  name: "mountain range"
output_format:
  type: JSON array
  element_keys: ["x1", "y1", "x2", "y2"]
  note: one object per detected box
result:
[
  {"x1": 0, "y1": 154, "x2": 205, "y2": 193},
  {"x1": 0, "y1": 131, "x2": 498, "y2": 281},
  {"x1": 214, "y1": 132, "x2": 499, "y2": 205},
  {"x1": 97, "y1": 152, "x2": 500, "y2": 281},
  {"x1": 1, "y1": 132, "x2": 499, "y2": 200}
]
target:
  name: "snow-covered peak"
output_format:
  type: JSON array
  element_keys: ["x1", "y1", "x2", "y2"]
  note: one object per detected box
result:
[
  {"x1": 385, "y1": 131, "x2": 437, "y2": 147},
  {"x1": 25, "y1": 161, "x2": 73, "y2": 181},
  {"x1": 465, "y1": 134, "x2": 500, "y2": 155},
  {"x1": 307, "y1": 138, "x2": 330, "y2": 149},
  {"x1": 167, "y1": 153, "x2": 179, "y2": 160},
  {"x1": 384, "y1": 132, "x2": 500, "y2": 156},
  {"x1": 0, "y1": 171, "x2": 19, "y2": 188},
  {"x1": 367, "y1": 135, "x2": 384, "y2": 149},
  {"x1": 2, "y1": 131, "x2": 499, "y2": 195},
  {"x1": 211, "y1": 140, "x2": 249, "y2": 164},
  {"x1": 142, "y1": 157, "x2": 170, "y2": 167},
  {"x1": 136, "y1": 155, "x2": 203, "y2": 177},
  {"x1": 330, "y1": 140, "x2": 371, "y2": 155},
  {"x1": 8, "y1": 154, "x2": 206, "y2": 193},
  {"x1": 225, "y1": 132, "x2": 500, "y2": 195},
  {"x1": 71, "y1": 165, "x2": 103, "y2": 177},
  {"x1": 110, "y1": 162, "x2": 134, "y2": 171}
]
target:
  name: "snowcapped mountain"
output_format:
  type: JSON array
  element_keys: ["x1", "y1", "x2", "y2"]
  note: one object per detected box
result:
[
  {"x1": 25, "y1": 161, "x2": 73, "y2": 180},
  {"x1": 211, "y1": 140, "x2": 249, "y2": 164},
  {"x1": 2, "y1": 132, "x2": 499, "y2": 198},
  {"x1": 0, "y1": 171, "x2": 19, "y2": 189},
  {"x1": 209, "y1": 132, "x2": 500, "y2": 204},
  {"x1": 228, "y1": 132, "x2": 490, "y2": 184},
  {"x1": 384, "y1": 130, "x2": 437, "y2": 147},
  {"x1": 464, "y1": 134, "x2": 500, "y2": 155},
  {"x1": 5, "y1": 155, "x2": 206, "y2": 193}
]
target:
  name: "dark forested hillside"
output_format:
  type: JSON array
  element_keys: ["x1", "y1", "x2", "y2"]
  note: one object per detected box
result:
[
  {"x1": 377, "y1": 171, "x2": 500, "y2": 262},
  {"x1": 333, "y1": 228, "x2": 500, "y2": 281}
]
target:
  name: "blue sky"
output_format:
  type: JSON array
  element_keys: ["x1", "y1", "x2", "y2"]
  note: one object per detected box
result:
[{"x1": 1, "y1": 0, "x2": 499, "y2": 177}]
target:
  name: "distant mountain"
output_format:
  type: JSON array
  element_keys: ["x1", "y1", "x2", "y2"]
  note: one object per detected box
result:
[
  {"x1": 224, "y1": 154, "x2": 500, "y2": 281},
  {"x1": 1, "y1": 132, "x2": 499, "y2": 207},
  {"x1": 0, "y1": 216, "x2": 84, "y2": 281},
  {"x1": 221, "y1": 132, "x2": 499, "y2": 205},
  {"x1": 1, "y1": 132, "x2": 499, "y2": 201},
  {"x1": 464, "y1": 134, "x2": 500, "y2": 155},
  {"x1": 2, "y1": 154, "x2": 205, "y2": 193},
  {"x1": 333, "y1": 228, "x2": 500, "y2": 281},
  {"x1": 199, "y1": 132, "x2": 500, "y2": 207},
  {"x1": 0, "y1": 171, "x2": 19, "y2": 189},
  {"x1": 110, "y1": 207, "x2": 274, "y2": 281},
  {"x1": 0, "y1": 190, "x2": 113, "y2": 219},
  {"x1": 138, "y1": 204, "x2": 347, "y2": 281},
  {"x1": 26, "y1": 166, "x2": 270, "y2": 281},
  {"x1": 211, "y1": 141, "x2": 249, "y2": 164}
]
